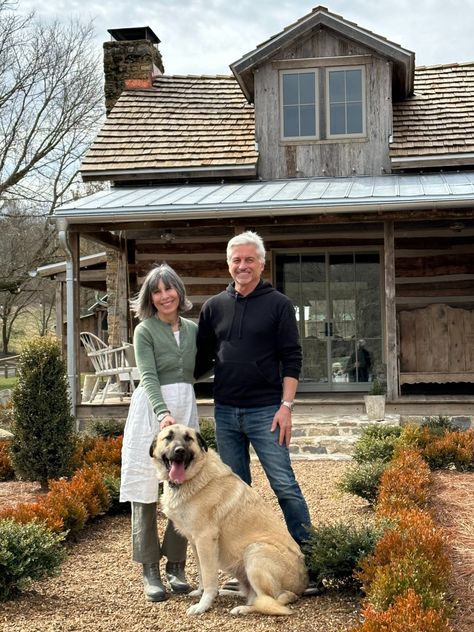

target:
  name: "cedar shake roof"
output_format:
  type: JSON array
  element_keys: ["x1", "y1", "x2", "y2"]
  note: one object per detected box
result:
[
  {"x1": 80, "y1": 75, "x2": 257, "y2": 181},
  {"x1": 390, "y1": 62, "x2": 474, "y2": 169}
]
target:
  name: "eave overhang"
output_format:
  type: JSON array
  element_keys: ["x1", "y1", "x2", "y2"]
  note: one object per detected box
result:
[
  {"x1": 54, "y1": 172, "x2": 474, "y2": 225},
  {"x1": 80, "y1": 164, "x2": 257, "y2": 183}
]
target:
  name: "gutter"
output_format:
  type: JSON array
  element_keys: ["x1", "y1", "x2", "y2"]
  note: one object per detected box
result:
[{"x1": 57, "y1": 218, "x2": 77, "y2": 419}]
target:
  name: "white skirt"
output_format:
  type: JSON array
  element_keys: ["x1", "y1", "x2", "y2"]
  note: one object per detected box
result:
[{"x1": 119, "y1": 384, "x2": 199, "y2": 504}]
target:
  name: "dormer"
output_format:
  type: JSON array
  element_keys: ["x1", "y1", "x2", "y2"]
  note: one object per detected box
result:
[{"x1": 231, "y1": 6, "x2": 415, "y2": 179}]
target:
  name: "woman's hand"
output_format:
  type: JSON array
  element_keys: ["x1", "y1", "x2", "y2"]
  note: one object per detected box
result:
[{"x1": 160, "y1": 414, "x2": 177, "y2": 429}]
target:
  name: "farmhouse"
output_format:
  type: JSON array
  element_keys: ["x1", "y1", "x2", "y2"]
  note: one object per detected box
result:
[{"x1": 53, "y1": 6, "x2": 474, "y2": 420}]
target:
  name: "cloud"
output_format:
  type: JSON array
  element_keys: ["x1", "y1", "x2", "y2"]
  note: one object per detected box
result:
[{"x1": 16, "y1": 0, "x2": 474, "y2": 74}]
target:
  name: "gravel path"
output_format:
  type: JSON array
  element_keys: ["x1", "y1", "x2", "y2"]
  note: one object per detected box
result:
[{"x1": 0, "y1": 461, "x2": 369, "y2": 632}]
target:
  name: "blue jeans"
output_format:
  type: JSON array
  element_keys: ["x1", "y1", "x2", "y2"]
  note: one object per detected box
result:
[{"x1": 214, "y1": 403, "x2": 312, "y2": 547}]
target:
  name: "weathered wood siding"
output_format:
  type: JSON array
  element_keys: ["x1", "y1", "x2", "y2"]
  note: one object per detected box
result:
[
  {"x1": 255, "y1": 28, "x2": 392, "y2": 179},
  {"x1": 399, "y1": 304, "x2": 474, "y2": 383},
  {"x1": 132, "y1": 219, "x2": 474, "y2": 324}
]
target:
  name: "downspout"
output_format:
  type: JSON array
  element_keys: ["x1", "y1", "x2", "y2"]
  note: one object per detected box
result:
[{"x1": 57, "y1": 218, "x2": 77, "y2": 417}]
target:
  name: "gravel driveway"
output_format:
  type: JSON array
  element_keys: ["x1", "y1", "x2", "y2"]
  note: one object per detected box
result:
[{"x1": 0, "y1": 461, "x2": 369, "y2": 632}]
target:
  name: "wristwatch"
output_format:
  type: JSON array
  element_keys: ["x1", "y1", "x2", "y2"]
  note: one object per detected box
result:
[
  {"x1": 156, "y1": 410, "x2": 170, "y2": 422},
  {"x1": 281, "y1": 400, "x2": 294, "y2": 412}
]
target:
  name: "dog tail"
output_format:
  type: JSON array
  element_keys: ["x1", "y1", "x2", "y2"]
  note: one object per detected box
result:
[{"x1": 252, "y1": 595, "x2": 293, "y2": 616}]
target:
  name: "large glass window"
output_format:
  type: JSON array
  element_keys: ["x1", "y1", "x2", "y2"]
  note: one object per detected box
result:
[
  {"x1": 327, "y1": 67, "x2": 365, "y2": 137},
  {"x1": 281, "y1": 70, "x2": 318, "y2": 139}
]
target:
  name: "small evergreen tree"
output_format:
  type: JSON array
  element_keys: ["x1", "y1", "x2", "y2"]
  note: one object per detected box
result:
[{"x1": 10, "y1": 337, "x2": 76, "y2": 489}]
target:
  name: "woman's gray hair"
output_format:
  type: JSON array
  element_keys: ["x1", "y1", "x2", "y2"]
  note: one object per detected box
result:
[
  {"x1": 130, "y1": 263, "x2": 192, "y2": 321},
  {"x1": 226, "y1": 230, "x2": 266, "y2": 263}
]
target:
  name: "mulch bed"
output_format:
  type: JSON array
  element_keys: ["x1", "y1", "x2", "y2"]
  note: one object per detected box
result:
[{"x1": 0, "y1": 464, "x2": 473, "y2": 631}]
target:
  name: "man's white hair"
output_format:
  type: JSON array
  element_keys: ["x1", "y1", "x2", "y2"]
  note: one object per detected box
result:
[{"x1": 226, "y1": 230, "x2": 266, "y2": 263}]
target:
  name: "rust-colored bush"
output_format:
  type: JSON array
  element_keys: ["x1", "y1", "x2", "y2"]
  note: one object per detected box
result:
[
  {"x1": 348, "y1": 589, "x2": 451, "y2": 632},
  {"x1": 46, "y1": 478, "x2": 88, "y2": 537},
  {"x1": 0, "y1": 439, "x2": 15, "y2": 480},
  {"x1": 0, "y1": 500, "x2": 64, "y2": 533},
  {"x1": 0, "y1": 462, "x2": 112, "y2": 537},
  {"x1": 376, "y1": 449, "x2": 431, "y2": 517},
  {"x1": 69, "y1": 465, "x2": 111, "y2": 518},
  {"x1": 356, "y1": 509, "x2": 450, "y2": 610},
  {"x1": 422, "y1": 429, "x2": 474, "y2": 471}
]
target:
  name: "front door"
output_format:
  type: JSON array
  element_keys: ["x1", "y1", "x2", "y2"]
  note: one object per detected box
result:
[{"x1": 275, "y1": 252, "x2": 382, "y2": 391}]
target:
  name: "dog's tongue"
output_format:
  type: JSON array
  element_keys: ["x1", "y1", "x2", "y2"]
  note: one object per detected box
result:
[{"x1": 169, "y1": 461, "x2": 186, "y2": 484}]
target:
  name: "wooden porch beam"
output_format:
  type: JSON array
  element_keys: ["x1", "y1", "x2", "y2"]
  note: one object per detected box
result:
[
  {"x1": 80, "y1": 231, "x2": 122, "y2": 251},
  {"x1": 384, "y1": 221, "x2": 398, "y2": 400}
]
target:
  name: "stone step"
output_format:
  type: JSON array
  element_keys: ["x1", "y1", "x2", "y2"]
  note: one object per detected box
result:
[{"x1": 287, "y1": 414, "x2": 401, "y2": 460}]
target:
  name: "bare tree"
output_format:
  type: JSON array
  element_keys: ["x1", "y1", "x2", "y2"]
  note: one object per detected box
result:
[
  {"x1": 0, "y1": 1, "x2": 104, "y2": 213},
  {"x1": 0, "y1": 2, "x2": 105, "y2": 353},
  {"x1": 0, "y1": 203, "x2": 58, "y2": 353}
]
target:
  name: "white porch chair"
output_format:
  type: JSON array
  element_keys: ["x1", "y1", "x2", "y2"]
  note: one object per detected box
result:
[{"x1": 80, "y1": 332, "x2": 137, "y2": 403}]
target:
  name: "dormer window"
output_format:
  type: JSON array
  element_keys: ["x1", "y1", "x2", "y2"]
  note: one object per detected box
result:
[
  {"x1": 280, "y1": 70, "x2": 319, "y2": 140},
  {"x1": 327, "y1": 67, "x2": 365, "y2": 137},
  {"x1": 279, "y1": 64, "x2": 366, "y2": 142}
]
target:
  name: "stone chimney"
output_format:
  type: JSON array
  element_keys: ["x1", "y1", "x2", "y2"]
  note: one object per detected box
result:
[{"x1": 104, "y1": 26, "x2": 164, "y2": 116}]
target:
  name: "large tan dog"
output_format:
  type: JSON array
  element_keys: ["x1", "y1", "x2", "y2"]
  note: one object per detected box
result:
[{"x1": 149, "y1": 424, "x2": 308, "y2": 616}]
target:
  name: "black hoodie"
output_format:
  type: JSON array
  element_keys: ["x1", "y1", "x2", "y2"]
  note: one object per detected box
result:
[{"x1": 195, "y1": 280, "x2": 302, "y2": 407}]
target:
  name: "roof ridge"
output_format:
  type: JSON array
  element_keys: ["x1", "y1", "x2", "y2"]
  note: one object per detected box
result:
[
  {"x1": 415, "y1": 61, "x2": 474, "y2": 70},
  {"x1": 155, "y1": 74, "x2": 234, "y2": 80}
]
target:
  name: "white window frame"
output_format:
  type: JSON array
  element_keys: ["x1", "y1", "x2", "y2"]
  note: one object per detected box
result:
[
  {"x1": 279, "y1": 69, "x2": 319, "y2": 141},
  {"x1": 325, "y1": 65, "x2": 366, "y2": 139}
]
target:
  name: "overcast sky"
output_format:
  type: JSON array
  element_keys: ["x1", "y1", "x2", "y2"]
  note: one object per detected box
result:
[{"x1": 19, "y1": 0, "x2": 474, "y2": 74}]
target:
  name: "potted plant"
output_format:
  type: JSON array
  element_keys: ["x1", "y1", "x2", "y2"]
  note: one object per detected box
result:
[{"x1": 364, "y1": 376, "x2": 386, "y2": 421}]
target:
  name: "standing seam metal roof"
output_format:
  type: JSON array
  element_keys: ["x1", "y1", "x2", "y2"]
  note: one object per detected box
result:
[{"x1": 55, "y1": 172, "x2": 474, "y2": 220}]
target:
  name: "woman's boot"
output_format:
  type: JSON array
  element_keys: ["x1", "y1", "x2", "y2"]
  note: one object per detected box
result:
[
  {"x1": 165, "y1": 561, "x2": 191, "y2": 594},
  {"x1": 142, "y1": 563, "x2": 167, "y2": 602}
]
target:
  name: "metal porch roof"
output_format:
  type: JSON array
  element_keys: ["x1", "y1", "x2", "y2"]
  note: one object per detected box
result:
[{"x1": 55, "y1": 172, "x2": 474, "y2": 224}]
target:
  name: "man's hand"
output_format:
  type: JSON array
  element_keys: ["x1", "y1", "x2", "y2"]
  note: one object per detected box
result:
[{"x1": 271, "y1": 405, "x2": 292, "y2": 447}]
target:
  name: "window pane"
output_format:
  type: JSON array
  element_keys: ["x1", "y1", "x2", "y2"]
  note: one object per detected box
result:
[
  {"x1": 329, "y1": 71, "x2": 345, "y2": 103},
  {"x1": 283, "y1": 74, "x2": 298, "y2": 105},
  {"x1": 347, "y1": 103, "x2": 363, "y2": 133},
  {"x1": 284, "y1": 106, "x2": 299, "y2": 137},
  {"x1": 299, "y1": 72, "x2": 315, "y2": 104},
  {"x1": 346, "y1": 69, "x2": 362, "y2": 101},
  {"x1": 300, "y1": 104, "x2": 316, "y2": 136},
  {"x1": 330, "y1": 103, "x2": 345, "y2": 135}
]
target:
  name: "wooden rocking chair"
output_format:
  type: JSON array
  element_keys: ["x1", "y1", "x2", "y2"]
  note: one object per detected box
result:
[{"x1": 80, "y1": 332, "x2": 137, "y2": 403}]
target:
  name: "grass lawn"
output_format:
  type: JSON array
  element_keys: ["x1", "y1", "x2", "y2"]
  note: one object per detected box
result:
[{"x1": 0, "y1": 376, "x2": 18, "y2": 390}]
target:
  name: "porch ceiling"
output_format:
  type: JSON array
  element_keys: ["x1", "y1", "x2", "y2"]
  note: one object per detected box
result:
[{"x1": 54, "y1": 172, "x2": 474, "y2": 224}]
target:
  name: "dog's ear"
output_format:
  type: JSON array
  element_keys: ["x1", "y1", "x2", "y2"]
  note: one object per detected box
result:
[
  {"x1": 196, "y1": 431, "x2": 208, "y2": 452},
  {"x1": 149, "y1": 437, "x2": 157, "y2": 458}
]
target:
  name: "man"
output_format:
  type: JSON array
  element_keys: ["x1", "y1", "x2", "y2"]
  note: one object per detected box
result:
[{"x1": 195, "y1": 230, "x2": 312, "y2": 552}]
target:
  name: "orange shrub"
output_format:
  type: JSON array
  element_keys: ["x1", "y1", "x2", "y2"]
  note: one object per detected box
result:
[
  {"x1": 349, "y1": 589, "x2": 451, "y2": 632},
  {"x1": 422, "y1": 429, "x2": 474, "y2": 471},
  {"x1": 0, "y1": 439, "x2": 15, "y2": 480},
  {"x1": 357, "y1": 509, "x2": 450, "y2": 611},
  {"x1": 376, "y1": 449, "x2": 431, "y2": 517},
  {"x1": 80, "y1": 435, "x2": 123, "y2": 468},
  {"x1": 0, "y1": 500, "x2": 64, "y2": 533},
  {"x1": 68, "y1": 465, "x2": 111, "y2": 518},
  {"x1": 46, "y1": 478, "x2": 88, "y2": 537}
]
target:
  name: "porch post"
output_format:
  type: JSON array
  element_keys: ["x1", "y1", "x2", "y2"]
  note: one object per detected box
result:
[
  {"x1": 57, "y1": 220, "x2": 80, "y2": 420},
  {"x1": 384, "y1": 220, "x2": 398, "y2": 400}
]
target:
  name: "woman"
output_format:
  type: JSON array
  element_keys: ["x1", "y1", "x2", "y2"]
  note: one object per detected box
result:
[{"x1": 120, "y1": 263, "x2": 199, "y2": 602}]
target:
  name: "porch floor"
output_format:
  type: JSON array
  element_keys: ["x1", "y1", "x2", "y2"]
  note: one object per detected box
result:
[{"x1": 77, "y1": 392, "x2": 474, "y2": 422}]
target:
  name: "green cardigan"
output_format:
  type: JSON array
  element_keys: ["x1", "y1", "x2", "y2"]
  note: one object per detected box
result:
[{"x1": 133, "y1": 316, "x2": 197, "y2": 416}]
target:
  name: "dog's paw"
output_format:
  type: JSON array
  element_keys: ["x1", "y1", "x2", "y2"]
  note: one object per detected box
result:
[
  {"x1": 188, "y1": 589, "x2": 203, "y2": 598},
  {"x1": 230, "y1": 605, "x2": 252, "y2": 616},
  {"x1": 187, "y1": 602, "x2": 210, "y2": 616}
]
